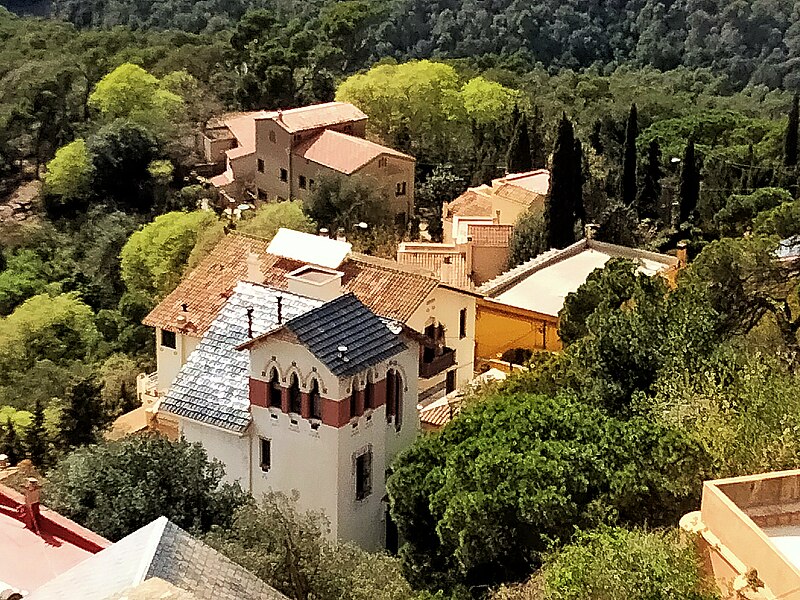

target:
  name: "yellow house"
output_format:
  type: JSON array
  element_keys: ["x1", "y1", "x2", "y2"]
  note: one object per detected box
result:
[{"x1": 475, "y1": 237, "x2": 680, "y2": 362}]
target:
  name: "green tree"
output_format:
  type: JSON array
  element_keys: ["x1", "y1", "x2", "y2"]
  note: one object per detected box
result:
[
  {"x1": 621, "y1": 103, "x2": 638, "y2": 206},
  {"x1": 59, "y1": 376, "x2": 107, "y2": 448},
  {"x1": 714, "y1": 188, "x2": 791, "y2": 237},
  {"x1": 120, "y1": 210, "x2": 217, "y2": 298},
  {"x1": 637, "y1": 140, "x2": 662, "y2": 220},
  {"x1": 25, "y1": 398, "x2": 47, "y2": 467},
  {"x1": 303, "y1": 175, "x2": 391, "y2": 233},
  {"x1": 530, "y1": 105, "x2": 547, "y2": 169},
  {"x1": 45, "y1": 434, "x2": 248, "y2": 541},
  {"x1": 508, "y1": 207, "x2": 547, "y2": 266},
  {"x1": 43, "y1": 139, "x2": 94, "y2": 213},
  {"x1": 679, "y1": 139, "x2": 700, "y2": 223},
  {"x1": 785, "y1": 94, "x2": 799, "y2": 168},
  {"x1": 206, "y1": 492, "x2": 415, "y2": 600},
  {"x1": 507, "y1": 107, "x2": 532, "y2": 173},
  {"x1": 416, "y1": 165, "x2": 465, "y2": 243},
  {"x1": 1, "y1": 416, "x2": 21, "y2": 464},
  {"x1": 493, "y1": 528, "x2": 716, "y2": 600},
  {"x1": 545, "y1": 114, "x2": 581, "y2": 249}
]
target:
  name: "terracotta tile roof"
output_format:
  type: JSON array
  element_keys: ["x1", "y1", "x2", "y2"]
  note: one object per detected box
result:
[
  {"x1": 467, "y1": 224, "x2": 513, "y2": 247},
  {"x1": 144, "y1": 233, "x2": 440, "y2": 335},
  {"x1": 419, "y1": 399, "x2": 458, "y2": 428},
  {"x1": 446, "y1": 188, "x2": 494, "y2": 218},
  {"x1": 293, "y1": 130, "x2": 413, "y2": 175},
  {"x1": 262, "y1": 102, "x2": 367, "y2": 134},
  {"x1": 397, "y1": 245, "x2": 472, "y2": 290},
  {"x1": 492, "y1": 182, "x2": 544, "y2": 207},
  {"x1": 142, "y1": 234, "x2": 272, "y2": 335},
  {"x1": 495, "y1": 169, "x2": 550, "y2": 195}
]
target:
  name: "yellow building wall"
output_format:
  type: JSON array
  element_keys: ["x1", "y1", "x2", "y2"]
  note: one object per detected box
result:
[{"x1": 475, "y1": 298, "x2": 561, "y2": 360}]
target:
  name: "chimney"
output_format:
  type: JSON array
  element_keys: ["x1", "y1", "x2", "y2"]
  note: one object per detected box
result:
[
  {"x1": 676, "y1": 240, "x2": 689, "y2": 268},
  {"x1": 276, "y1": 109, "x2": 283, "y2": 123},
  {"x1": 246, "y1": 251, "x2": 261, "y2": 283},
  {"x1": 181, "y1": 303, "x2": 188, "y2": 312},
  {"x1": 336, "y1": 228, "x2": 346, "y2": 242},
  {"x1": 584, "y1": 223, "x2": 599, "y2": 240},
  {"x1": 246, "y1": 307, "x2": 254, "y2": 338},
  {"x1": 495, "y1": 210, "x2": 501, "y2": 224},
  {"x1": 440, "y1": 255, "x2": 453, "y2": 285},
  {"x1": 285, "y1": 265, "x2": 343, "y2": 301},
  {"x1": 319, "y1": 228, "x2": 330, "y2": 238}
]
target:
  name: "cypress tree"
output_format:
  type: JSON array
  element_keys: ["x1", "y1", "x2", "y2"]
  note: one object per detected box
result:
[
  {"x1": 785, "y1": 94, "x2": 799, "y2": 168},
  {"x1": 1, "y1": 417, "x2": 20, "y2": 464},
  {"x1": 679, "y1": 139, "x2": 700, "y2": 223},
  {"x1": 530, "y1": 105, "x2": 547, "y2": 169},
  {"x1": 621, "y1": 103, "x2": 639, "y2": 206},
  {"x1": 545, "y1": 114, "x2": 580, "y2": 249},
  {"x1": 25, "y1": 398, "x2": 47, "y2": 467},
  {"x1": 573, "y1": 138, "x2": 585, "y2": 224},
  {"x1": 638, "y1": 140, "x2": 662, "y2": 220},
  {"x1": 0, "y1": 244, "x2": 5, "y2": 273},
  {"x1": 60, "y1": 377, "x2": 106, "y2": 449},
  {"x1": 507, "y1": 108, "x2": 533, "y2": 174}
]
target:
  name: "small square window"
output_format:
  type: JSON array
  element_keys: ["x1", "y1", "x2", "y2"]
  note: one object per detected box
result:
[
  {"x1": 160, "y1": 330, "x2": 176, "y2": 349},
  {"x1": 356, "y1": 449, "x2": 372, "y2": 500},
  {"x1": 299, "y1": 175, "x2": 307, "y2": 189},
  {"x1": 280, "y1": 168, "x2": 288, "y2": 182},
  {"x1": 259, "y1": 438, "x2": 271, "y2": 472},
  {"x1": 395, "y1": 181, "x2": 407, "y2": 196},
  {"x1": 257, "y1": 158, "x2": 265, "y2": 173}
]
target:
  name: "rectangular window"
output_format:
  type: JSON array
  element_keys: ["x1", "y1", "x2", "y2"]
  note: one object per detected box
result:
[
  {"x1": 160, "y1": 330, "x2": 176, "y2": 349},
  {"x1": 280, "y1": 168, "x2": 288, "y2": 182},
  {"x1": 299, "y1": 175, "x2": 307, "y2": 189},
  {"x1": 364, "y1": 382, "x2": 374, "y2": 410},
  {"x1": 446, "y1": 370, "x2": 456, "y2": 394},
  {"x1": 459, "y1": 308, "x2": 467, "y2": 339},
  {"x1": 309, "y1": 179, "x2": 315, "y2": 190},
  {"x1": 259, "y1": 438, "x2": 271, "y2": 472},
  {"x1": 395, "y1": 181, "x2": 407, "y2": 196},
  {"x1": 257, "y1": 158, "x2": 265, "y2": 173},
  {"x1": 350, "y1": 391, "x2": 358, "y2": 419},
  {"x1": 356, "y1": 450, "x2": 372, "y2": 500}
]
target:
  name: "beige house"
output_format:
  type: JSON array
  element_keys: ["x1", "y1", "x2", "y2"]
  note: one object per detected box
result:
[
  {"x1": 442, "y1": 169, "x2": 549, "y2": 243},
  {"x1": 681, "y1": 470, "x2": 800, "y2": 599},
  {"x1": 205, "y1": 102, "x2": 415, "y2": 226}
]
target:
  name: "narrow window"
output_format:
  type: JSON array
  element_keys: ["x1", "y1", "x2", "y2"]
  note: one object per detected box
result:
[
  {"x1": 299, "y1": 175, "x2": 307, "y2": 189},
  {"x1": 259, "y1": 438, "x2": 271, "y2": 471},
  {"x1": 395, "y1": 181, "x2": 407, "y2": 196},
  {"x1": 309, "y1": 179, "x2": 315, "y2": 190},
  {"x1": 364, "y1": 377, "x2": 374, "y2": 410},
  {"x1": 446, "y1": 370, "x2": 456, "y2": 394},
  {"x1": 289, "y1": 373, "x2": 301, "y2": 414},
  {"x1": 269, "y1": 369, "x2": 282, "y2": 408},
  {"x1": 459, "y1": 308, "x2": 467, "y2": 339},
  {"x1": 160, "y1": 330, "x2": 176, "y2": 349},
  {"x1": 269, "y1": 130, "x2": 276, "y2": 143},
  {"x1": 280, "y1": 168, "x2": 288, "y2": 182},
  {"x1": 257, "y1": 158, "x2": 265, "y2": 173},
  {"x1": 310, "y1": 378, "x2": 322, "y2": 420},
  {"x1": 385, "y1": 370, "x2": 395, "y2": 424},
  {"x1": 350, "y1": 386, "x2": 358, "y2": 419},
  {"x1": 386, "y1": 369, "x2": 403, "y2": 431},
  {"x1": 355, "y1": 449, "x2": 372, "y2": 500}
]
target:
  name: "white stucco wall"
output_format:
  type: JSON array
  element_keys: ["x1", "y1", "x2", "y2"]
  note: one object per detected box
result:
[
  {"x1": 179, "y1": 417, "x2": 250, "y2": 487},
  {"x1": 155, "y1": 329, "x2": 200, "y2": 392}
]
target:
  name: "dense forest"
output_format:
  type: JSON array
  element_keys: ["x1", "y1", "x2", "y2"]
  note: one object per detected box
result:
[{"x1": 2, "y1": 0, "x2": 800, "y2": 598}]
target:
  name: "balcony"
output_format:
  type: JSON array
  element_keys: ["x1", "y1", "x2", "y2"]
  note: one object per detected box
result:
[
  {"x1": 419, "y1": 346, "x2": 456, "y2": 379},
  {"x1": 136, "y1": 372, "x2": 160, "y2": 404}
]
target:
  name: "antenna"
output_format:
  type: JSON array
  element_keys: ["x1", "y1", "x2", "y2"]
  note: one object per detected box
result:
[
  {"x1": 276, "y1": 293, "x2": 283, "y2": 324},
  {"x1": 246, "y1": 307, "x2": 254, "y2": 338}
]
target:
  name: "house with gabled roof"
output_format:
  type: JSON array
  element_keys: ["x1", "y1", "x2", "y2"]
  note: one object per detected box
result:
[{"x1": 203, "y1": 102, "x2": 415, "y2": 226}]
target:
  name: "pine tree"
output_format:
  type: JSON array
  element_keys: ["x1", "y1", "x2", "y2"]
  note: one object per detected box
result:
[
  {"x1": 545, "y1": 114, "x2": 580, "y2": 249},
  {"x1": 679, "y1": 139, "x2": 701, "y2": 223},
  {"x1": 0, "y1": 244, "x2": 6, "y2": 273},
  {"x1": 1, "y1": 417, "x2": 20, "y2": 464},
  {"x1": 507, "y1": 108, "x2": 533, "y2": 173},
  {"x1": 621, "y1": 103, "x2": 639, "y2": 206},
  {"x1": 638, "y1": 140, "x2": 663, "y2": 220},
  {"x1": 530, "y1": 105, "x2": 547, "y2": 169},
  {"x1": 25, "y1": 398, "x2": 47, "y2": 467},
  {"x1": 60, "y1": 377, "x2": 107, "y2": 448},
  {"x1": 785, "y1": 94, "x2": 799, "y2": 168}
]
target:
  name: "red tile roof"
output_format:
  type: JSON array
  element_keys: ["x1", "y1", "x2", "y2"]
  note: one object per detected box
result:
[
  {"x1": 293, "y1": 130, "x2": 413, "y2": 175},
  {"x1": 467, "y1": 224, "x2": 513, "y2": 247},
  {"x1": 397, "y1": 246, "x2": 472, "y2": 290},
  {"x1": 445, "y1": 189, "x2": 494, "y2": 218},
  {"x1": 144, "y1": 233, "x2": 440, "y2": 335},
  {"x1": 496, "y1": 169, "x2": 550, "y2": 195},
  {"x1": 263, "y1": 102, "x2": 367, "y2": 134}
]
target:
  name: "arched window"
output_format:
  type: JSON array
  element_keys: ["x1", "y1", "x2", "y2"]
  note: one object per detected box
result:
[
  {"x1": 289, "y1": 373, "x2": 301, "y2": 414},
  {"x1": 269, "y1": 369, "x2": 282, "y2": 408},
  {"x1": 364, "y1": 373, "x2": 374, "y2": 411},
  {"x1": 386, "y1": 369, "x2": 403, "y2": 431},
  {"x1": 310, "y1": 378, "x2": 322, "y2": 420}
]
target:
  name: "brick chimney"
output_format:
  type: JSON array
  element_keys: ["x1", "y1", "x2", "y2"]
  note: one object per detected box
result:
[
  {"x1": 246, "y1": 251, "x2": 261, "y2": 283},
  {"x1": 584, "y1": 223, "x2": 599, "y2": 240}
]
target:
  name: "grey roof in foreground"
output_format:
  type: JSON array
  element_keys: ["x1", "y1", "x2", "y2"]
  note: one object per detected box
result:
[
  {"x1": 284, "y1": 293, "x2": 407, "y2": 377},
  {"x1": 160, "y1": 281, "x2": 322, "y2": 432},
  {"x1": 28, "y1": 516, "x2": 288, "y2": 600}
]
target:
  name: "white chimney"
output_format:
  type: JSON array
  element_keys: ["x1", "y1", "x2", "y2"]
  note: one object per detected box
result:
[
  {"x1": 285, "y1": 265, "x2": 343, "y2": 301},
  {"x1": 246, "y1": 251, "x2": 261, "y2": 283}
]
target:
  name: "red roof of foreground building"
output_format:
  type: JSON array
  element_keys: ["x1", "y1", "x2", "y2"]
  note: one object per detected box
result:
[
  {"x1": 293, "y1": 129, "x2": 414, "y2": 174},
  {"x1": 0, "y1": 483, "x2": 109, "y2": 595}
]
